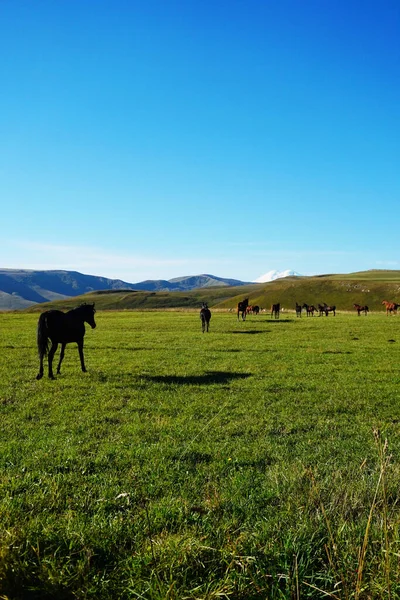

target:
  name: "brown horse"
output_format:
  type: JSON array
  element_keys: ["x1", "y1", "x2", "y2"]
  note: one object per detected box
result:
[
  {"x1": 382, "y1": 300, "x2": 400, "y2": 315},
  {"x1": 354, "y1": 303, "x2": 369, "y2": 316},
  {"x1": 237, "y1": 298, "x2": 249, "y2": 321},
  {"x1": 302, "y1": 303, "x2": 317, "y2": 316},
  {"x1": 318, "y1": 303, "x2": 336, "y2": 316},
  {"x1": 271, "y1": 303, "x2": 280, "y2": 319}
]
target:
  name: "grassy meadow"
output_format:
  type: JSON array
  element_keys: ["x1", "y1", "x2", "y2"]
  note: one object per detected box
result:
[{"x1": 1, "y1": 309, "x2": 400, "y2": 599}]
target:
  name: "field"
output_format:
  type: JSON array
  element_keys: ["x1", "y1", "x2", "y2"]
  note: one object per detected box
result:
[{"x1": 1, "y1": 309, "x2": 400, "y2": 599}]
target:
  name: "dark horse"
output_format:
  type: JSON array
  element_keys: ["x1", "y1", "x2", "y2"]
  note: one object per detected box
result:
[
  {"x1": 302, "y1": 303, "x2": 317, "y2": 316},
  {"x1": 237, "y1": 298, "x2": 249, "y2": 321},
  {"x1": 354, "y1": 303, "x2": 369, "y2": 316},
  {"x1": 271, "y1": 303, "x2": 280, "y2": 319},
  {"x1": 295, "y1": 302, "x2": 302, "y2": 317},
  {"x1": 200, "y1": 302, "x2": 211, "y2": 333},
  {"x1": 318, "y1": 303, "x2": 336, "y2": 316},
  {"x1": 36, "y1": 303, "x2": 96, "y2": 380}
]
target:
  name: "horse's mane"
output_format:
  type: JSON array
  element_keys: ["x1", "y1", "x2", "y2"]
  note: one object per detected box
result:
[{"x1": 67, "y1": 303, "x2": 95, "y2": 315}]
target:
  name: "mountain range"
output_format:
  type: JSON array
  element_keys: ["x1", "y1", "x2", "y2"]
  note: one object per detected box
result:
[{"x1": 0, "y1": 269, "x2": 258, "y2": 310}]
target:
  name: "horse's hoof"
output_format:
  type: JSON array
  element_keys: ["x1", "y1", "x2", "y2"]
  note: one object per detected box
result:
[
  {"x1": 82, "y1": 368, "x2": 87, "y2": 373},
  {"x1": 36, "y1": 374, "x2": 43, "y2": 380},
  {"x1": 49, "y1": 375, "x2": 55, "y2": 380}
]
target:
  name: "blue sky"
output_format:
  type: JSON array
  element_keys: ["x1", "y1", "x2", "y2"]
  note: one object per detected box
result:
[{"x1": 1, "y1": 0, "x2": 399, "y2": 282}]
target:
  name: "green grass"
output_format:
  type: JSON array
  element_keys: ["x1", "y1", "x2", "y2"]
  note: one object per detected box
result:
[{"x1": 1, "y1": 310, "x2": 400, "y2": 599}]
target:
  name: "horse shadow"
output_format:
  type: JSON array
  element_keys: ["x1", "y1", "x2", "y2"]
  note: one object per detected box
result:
[
  {"x1": 142, "y1": 371, "x2": 251, "y2": 386},
  {"x1": 228, "y1": 330, "x2": 268, "y2": 335},
  {"x1": 265, "y1": 318, "x2": 295, "y2": 324}
]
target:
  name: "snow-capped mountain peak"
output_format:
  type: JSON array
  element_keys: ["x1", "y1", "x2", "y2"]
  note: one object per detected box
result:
[{"x1": 254, "y1": 269, "x2": 302, "y2": 283}]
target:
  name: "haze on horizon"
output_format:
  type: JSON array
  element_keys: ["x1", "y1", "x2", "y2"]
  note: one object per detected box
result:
[{"x1": 1, "y1": 1, "x2": 399, "y2": 283}]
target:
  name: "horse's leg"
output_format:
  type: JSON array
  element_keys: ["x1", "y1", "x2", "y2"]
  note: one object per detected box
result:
[
  {"x1": 201, "y1": 317, "x2": 205, "y2": 333},
  {"x1": 57, "y1": 343, "x2": 66, "y2": 374},
  {"x1": 37, "y1": 351, "x2": 44, "y2": 380},
  {"x1": 48, "y1": 342, "x2": 58, "y2": 379},
  {"x1": 78, "y1": 340, "x2": 87, "y2": 372}
]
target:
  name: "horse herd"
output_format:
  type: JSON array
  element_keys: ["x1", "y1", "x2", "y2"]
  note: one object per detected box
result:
[
  {"x1": 235, "y1": 299, "x2": 336, "y2": 320},
  {"x1": 35, "y1": 299, "x2": 400, "y2": 380},
  {"x1": 234, "y1": 299, "x2": 400, "y2": 320}
]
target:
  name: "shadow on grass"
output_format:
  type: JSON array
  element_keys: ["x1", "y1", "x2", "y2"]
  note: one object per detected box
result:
[
  {"x1": 1, "y1": 578, "x2": 76, "y2": 600},
  {"x1": 228, "y1": 330, "x2": 268, "y2": 335},
  {"x1": 143, "y1": 371, "x2": 252, "y2": 386},
  {"x1": 264, "y1": 318, "x2": 295, "y2": 324}
]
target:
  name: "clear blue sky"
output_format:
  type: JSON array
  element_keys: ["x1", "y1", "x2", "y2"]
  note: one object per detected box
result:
[{"x1": 1, "y1": 0, "x2": 399, "y2": 282}]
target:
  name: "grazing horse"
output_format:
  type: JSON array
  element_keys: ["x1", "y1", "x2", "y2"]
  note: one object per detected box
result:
[
  {"x1": 36, "y1": 303, "x2": 96, "y2": 380},
  {"x1": 382, "y1": 300, "x2": 400, "y2": 316},
  {"x1": 295, "y1": 302, "x2": 302, "y2": 317},
  {"x1": 237, "y1": 298, "x2": 249, "y2": 321},
  {"x1": 271, "y1": 303, "x2": 280, "y2": 319},
  {"x1": 200, "y1": 302, "x2": 211, "y2": 333},
  {"x1": 354, "y1": 303, "x2": 369, "y2": 316},
  {"x1": 252, "y1": 305, "x2": 260, "y2": 315},
  {"x1": 318, "y1": 303, "x2": 336, "y2": 316},
  {"x1": 302, "y1": 303, "x2": 317, "y2": 316}
]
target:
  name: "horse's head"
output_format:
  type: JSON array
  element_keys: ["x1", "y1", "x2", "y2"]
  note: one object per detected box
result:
[{"x1": 80, "y1": 303, "x2": 96, "y2": 328}]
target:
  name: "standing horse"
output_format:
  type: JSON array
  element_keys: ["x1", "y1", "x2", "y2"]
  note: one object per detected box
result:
[
  {"x1": 318, "y1": 303, "x2": 336, "y2": 316},
  {"x1": 295, "y1": 302, "x2": 302, "y2": 317},
  {"x1": 200, "y1": 303, "x2": 211, "y2": 333},
  {"x1": 354, "y1": 303, "x2": 369, "y2": 316},
  {"x1": 252, "y1": 305, "x2": 260, "y2": 315},
  {"x1": 237, "y1": 298, "x2": 249, "y2": 321},
  {"x1": 271, "y1": 303, "x2": 280, "y2": 319},
  {"x1": 36, "y1": 303, "x2": 96, "y2": 380},
  {"x1": 382, "y1": 300, "x2": 399, "y2": 316},
  {"x1": 302, "y1": 303, "x2": 317, "y2": 316}
]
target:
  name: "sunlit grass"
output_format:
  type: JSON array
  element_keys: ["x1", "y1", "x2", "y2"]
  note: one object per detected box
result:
[{"x1": 1, "y1": 310, "x2": 400, "y2": 598}]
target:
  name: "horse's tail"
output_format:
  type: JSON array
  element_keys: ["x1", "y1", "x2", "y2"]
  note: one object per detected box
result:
[{"x1": 37, "y1": 313, "x2": 49, "y2": 357}]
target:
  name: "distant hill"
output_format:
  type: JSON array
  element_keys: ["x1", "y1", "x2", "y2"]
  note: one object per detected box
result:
[
  {"x1": 21, "y1": 269, "x2": 400, "y2": 313},
  {"x1": 0, "y1": 269, "x2": 250, "y2": 311}
]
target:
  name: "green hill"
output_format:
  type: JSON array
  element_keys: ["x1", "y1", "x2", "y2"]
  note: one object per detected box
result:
[{"x1": 23, "y1": 270, "x2": 400, "y2": 313}]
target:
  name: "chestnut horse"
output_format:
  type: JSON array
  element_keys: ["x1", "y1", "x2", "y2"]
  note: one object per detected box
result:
[{"x1": 382, "y1": 300, "x2": 400, "y2": 316}]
